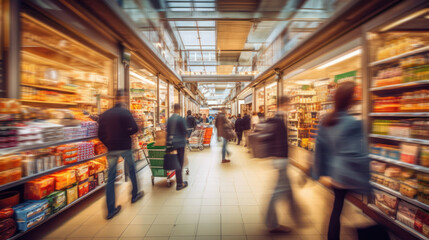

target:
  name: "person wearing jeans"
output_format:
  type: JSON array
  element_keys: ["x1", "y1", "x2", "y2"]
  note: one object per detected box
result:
[
  {"x1": 166, "y1": 104, "x2": 189, "y2": 191},
  {"x1": 98, "y1": 90, "x2": 144, "y2": 220},
  {"x1": 215, "y1": 109, "x2": 231, "y2": 163}
]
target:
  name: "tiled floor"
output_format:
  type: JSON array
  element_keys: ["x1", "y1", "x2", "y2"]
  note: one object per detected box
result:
[{"x1": 23, "y1": 138, "x2": 380, "y2": 240}]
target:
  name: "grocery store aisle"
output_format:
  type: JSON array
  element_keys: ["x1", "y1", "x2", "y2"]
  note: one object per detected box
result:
[{"x1": 23, "y1": 139, "x2": 377, "y2": 240}]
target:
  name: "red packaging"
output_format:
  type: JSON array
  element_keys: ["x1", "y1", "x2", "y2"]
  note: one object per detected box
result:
[
  {"x1": 87, "y1": 162, "x2": 96, "y2": 176},
  {"x1": 78, "y1": 181, "x2": 89, "y2": 197},
  {"x1": 0, "y1": 218, "x2": 17, "y2": 240},
  {"x1": 415, "y1": 210, "x2": 428, "y2": 233},
  {"x1": 24, "y1": 177, "x2": 54, "y2": 200},
  {"x1": 75, "y1": 165, "x2": 89, "y2": 182}
]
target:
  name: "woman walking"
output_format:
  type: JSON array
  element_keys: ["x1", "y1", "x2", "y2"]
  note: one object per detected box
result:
[{"x1": 313, "y1": 82, "x2": 371, "y2": 240}]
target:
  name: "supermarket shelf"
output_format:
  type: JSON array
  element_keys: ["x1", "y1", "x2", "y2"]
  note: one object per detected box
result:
[
  {"x1": 369, "y1": 46, "x2": 429, "y2": 67},
  {"x1": 370, "y1": 80, "x2": 429, "y2": 91},
  {"x1": 370, "y1": 182, "x2": 429, "y2": 212},
  {"x1": 76, "y1": 101, "x2": 96, "y2": 105},
  {"x1": 8, "y1": 183, "x2": 106, "y2": 240},
  {"x1": 369, "y1": 154, "x2": 429, "y2": 173},
  {"x1": 21, "y1": 99, "x2": 77, "y2": 106},
  {"x1": 369, "y1": 134, "x2": 429, "y2": 145},
  {"x1": 368, "y1": 204, "x2": 428, "y2": 240},
  {"x1": 0, "y1": 136, "x2": 98, "y2": 156},
  {"x1": 370, "y1": 112, "x2": 429, "y2": 117},
  {"x1": 0, "y1": 153, "x2": 107, "y2": 192},
  {"x1": 21, "y1": 83, "x2": 78, "y2": 94}
]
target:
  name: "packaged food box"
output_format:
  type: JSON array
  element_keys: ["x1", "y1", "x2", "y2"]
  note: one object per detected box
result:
[
  {"x1": 0, "y1": 168, "x2": 22, "y2": 185},
  {"x1": 24, "y1": 177, "x2": 54, "y2": 200},
  {"x1": 97, "y1": 171, "x2": 105, "y2": 186},
  {"x1": 15, "y1": 210, "x2": 47, "y2": 231},
  {"x1": 375, "y1": 199, "x2": 396, "y2": 218},
  {"x1": 374, "y1": 190, "x2": 398, "y2": 209},
  {"x1": 370, "y1": 161, "x2": 386, "y2": 174},
  {"x1": 88, "y1": 180, "x2": 97, "y2": 192},
  {"x1": 51, "y1": 169, "x2": 76, "y2": 190},
  {"x1": 421, "y1": 146, "x2": 429, "y2": 167},
  {"x1": 415, "y1": 210, "x2": 429, "y2": 233},
  {"x1": 400, "y1": 180, "x2": 418, "y2": 198},
  {"x1": 46, "y1": 191, "x2": 66, "y2": 213},
  {"x1": 87, "y1": 161, "x2": 96, "y2": 176},
  {"x1": 424, "y1": 214, "x2": 429, "y2": 237},
  {"x1": 0, "y1": 218, "x2": 17, "y2": 240},
  {"x1": 397, "y1": 211, "x2": 415, "y2": 229},
  {"x1": 66, "y1": 185, "x2": 78, "y2": 204},
  {"x1": 75, "y1": 165, "x2": 89, "y2": 182},
  {"x1": 78, "y1": 181, "x2": 89, "y2": 198},
  {"x1": 13, "y1": 199, "x2": 49, "y2": 222},
  {"x1": 386, "y1": 148, "x2": 400, "y2": 160},
  {"x1": 0, "y1": 155, "x2": 22, "y2": 171}
]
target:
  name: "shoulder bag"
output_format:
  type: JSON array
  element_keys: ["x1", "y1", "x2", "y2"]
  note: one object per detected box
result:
[{"x1": 163, "y1": 115, "x2": 181, "y2": 170}]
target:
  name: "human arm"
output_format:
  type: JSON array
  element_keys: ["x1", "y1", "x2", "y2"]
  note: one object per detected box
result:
[{"x1": 124, "y1": 110, "x2": 139, "y2": 135}]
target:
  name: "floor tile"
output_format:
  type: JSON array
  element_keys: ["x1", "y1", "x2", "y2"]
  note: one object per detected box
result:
[
  {"x1": 67, "y1": 225, "x2": 104, "y2": 238},
  {"x1": 221, "y1": 214, "x2": 243, "y2": 223},
  {"x1": 121, "y1": 224, "x2": 151, "y2": 238},
  {"x1": 146, "y1": 224, "x2": 175, "y2": 237},
  {"x1": 154, "y1": 214, "x2": 178, "y2": 224},
  {"x1": 42, "y1": 224, "x2": 80, "y2": 239},
  {"x1": 131, "y1": 214, "x2": 157, "y2": 225},
  {"x1": 196, "y1": 223, "x2": 221, "y2": 236},
  {"x1": 95, "y1": 224, "x2": 127, "y2": 238},
  {"x1": 221, "y1": 223, "x2": 245, "y2": 235},
  {"x1": 199, "y1": 214, "x2": 221, "y2": 224},
  {"x1": 170, "y1": 224, "x2": 197, "y2": 236},
  {"x1": 176, "y1": 213, "x2": 199, "y2": 224},
  {"x1": 195, "y1": 236, "x2": 221, "y2": 240},
  {"x1": 242, "y1": 214, "x2": 264, "y2": 224}
]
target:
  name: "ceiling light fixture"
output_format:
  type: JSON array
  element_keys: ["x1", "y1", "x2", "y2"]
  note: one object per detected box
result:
[
  {"x1": 316, "y1": 49, "x2": 362, "y2": 70},
  {"x1": 380, "y1": 8, "x2": 429, "y2": 32},
  {"x1": 130, "y1": 71, "x2": 156, "y2": 85}
]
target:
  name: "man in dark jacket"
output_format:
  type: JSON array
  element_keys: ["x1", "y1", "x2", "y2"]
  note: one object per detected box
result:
[
  {"x1": 242, "y1": 112, "x2": 251, "y2": 147},
  {"x1": 264, "y1": 96, "x2": 300, "y2": 234},
  {"x1": 98, "y1": 90, "x2": 143, "y2": 220},
  {"x1": 167, "y1": 104, "x2": 189, "y2": 190},
  {"x1": 215, "y1": 110, "x2": 232, "y2": 163},
  {"x1": 235, "y1": 114, "x2": 243, "y2": 145},
  {"x1": 186, "y1": 110, "x2": 196, "y2": 137}
]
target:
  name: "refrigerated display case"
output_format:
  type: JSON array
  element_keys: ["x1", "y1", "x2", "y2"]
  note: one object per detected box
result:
[
  {"x1": 365, "y1": 6, "x2": 429, "y2": 240},
  {"x1": 158, "y1": 79, "x2": 168, "y2": 126},
  {"x1": 20, "y1": 14, "x2": 114, "y2": 113},
  {"x1": 265, "y1": 81, "x2": 278, "y2": 118}
]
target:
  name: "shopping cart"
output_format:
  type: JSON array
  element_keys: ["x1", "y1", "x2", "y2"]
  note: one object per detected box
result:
[
  {"x1": 203, "y1": 127, "x2": 213, "y2": 146},
  {"x1": 145, "y1": 143, "x2": 176, "y2": 187},
  {"x1": 187, "y1": 127, "x2": 205, "y2": 151}
]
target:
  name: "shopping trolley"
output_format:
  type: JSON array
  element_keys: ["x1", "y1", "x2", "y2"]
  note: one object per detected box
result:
[
  {"x1": 144, "y1": 143, "x2": 176, "y2": 187},
  {"x1": 188, "y1": 127, "x2": 205, "y2": 151}
]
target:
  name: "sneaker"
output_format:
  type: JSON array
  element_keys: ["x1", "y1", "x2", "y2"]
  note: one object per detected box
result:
[
  {"x1": 106, "y1": 205, "x2": 121, "y2": 220},
  {"x1": 221, "y1": 159, "x2": 231, "y2": 163},
  {"x1": 269, "y1": 225, "x2": 292, "y2": 234},
  {"x1": 131, "y1": 191, "x2": 144, "y2": 203},
  {"x1": 177, "y1": 181, "x2": 188, "y2": 191}
]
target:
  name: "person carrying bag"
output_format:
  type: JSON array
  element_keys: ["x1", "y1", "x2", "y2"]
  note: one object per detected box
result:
[{"x1": 164, "y1": 104, "x2": 189, "y2": 191}]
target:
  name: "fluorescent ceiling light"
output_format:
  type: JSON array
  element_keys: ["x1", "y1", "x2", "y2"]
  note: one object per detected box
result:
[
  {"x1": 380, "y1": 8, "x2": 429, "y2": 32},
  {"x1": 316, "y1": 49, "x2": 361, "y2": 70},
  {"x1": 130, "y1": 71, "x2": 155, "y2": 85}
]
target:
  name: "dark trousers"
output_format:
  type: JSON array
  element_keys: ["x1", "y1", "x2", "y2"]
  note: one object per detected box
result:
[
  {"x1": 236, "y1": 131, "x2": 242, "y2": 144},
  {"x1": 106, "y1": 150, "x2": 138, "y2": 215},
  {"x1": 176, "y1": 147, "x2": 185, "y2": 186},
  {"x1": 328, "y1": 188, "x2": 348, "y2": 240}
]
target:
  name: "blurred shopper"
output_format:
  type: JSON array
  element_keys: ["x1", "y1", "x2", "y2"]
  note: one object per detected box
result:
[
  {"x1": 258, "y1": 106, "x2": 265, "y2": 121},
  {"x1": 186, "y1": 110, "x2": 196, "y2": 138},
  {"x1": 242, "y1": 112, "x2": 251, "y2": 147},
  {"x1": 167, "y1": 104, "x2": 189, "y2": 191},
  {"x1": 208, "y1": 114, "x2": 214, "y2": 124},
  {"x1": 235, "y1": 114, "x2": 243, "y2": 145},
  {"x1": 202, "y1": 114, "x2": 209, "y2": 123},
  {"x1": 215, "y1": 109, "x2": 235, "y2": 163},
  {"x1": 313, "y1": 82, "x2": 371, "y2": 240},
  {"x1": 98, "y1": 90, "x2": 144, "y2": 220},
  {"x1": 251, "y1": 112, "x2": 260, "y2": 130},
  {"x1": 262, "y1": 96, "x2": 299, "y2": 233}
]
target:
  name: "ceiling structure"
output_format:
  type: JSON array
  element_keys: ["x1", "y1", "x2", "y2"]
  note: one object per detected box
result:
[{"x1": 119, "y1": 0, "x2": 350, "y2": 105}]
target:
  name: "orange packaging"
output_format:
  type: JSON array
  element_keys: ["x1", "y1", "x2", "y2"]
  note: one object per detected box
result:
[
  {"x1": 51, "y1": 169, "x2": 76, "y2": 190},
  {"x1": 92, "y1": 161, "x2": 105, "y2": 173},
  {"x1": 24, "y1": 177, "x2": 55, "y2": 200},
  {"x1": 0, "y1": 168, "x2": 22, "y2": 185},
  {"x1": 78, "y1": 181, "x2": 89, "y2": 197},
  {"x1": 75, "y1": 165, "x2": 89, "y2": 182},
  {"x1": 0, "y1": 155, "x2": 22, "y2": 171},
  {"x1": 87, "y1": 162, "x2": 96, "y2": 176}
]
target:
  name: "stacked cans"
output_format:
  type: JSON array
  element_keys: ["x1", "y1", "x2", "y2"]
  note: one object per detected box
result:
[{"x1": 81, "y1": 121, "x2": 98, "y2": 137}]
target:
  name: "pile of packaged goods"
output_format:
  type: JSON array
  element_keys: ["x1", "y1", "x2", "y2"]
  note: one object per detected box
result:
[
  {"x1": 21, "y1": 86, "x2": 77, "y2": 103},
  {"x1": 0, "y1": 155, "x2": 22, "y2": 186},
  {"x1": 376, "y1": 37, "x2": 426, "y2": 61},
  {"x1": 0, "y1": 157, "x2": 107, "y2": 236},
  {"x1": 373, "y1": 54, "x2": 428, "y2": 87},
  {"x1": 370, "y1": 143, "x2": 428, "y2": 165},
  {"x1": 372, "y1": 119, "x2": 429, "y2": 139},
  {"x1": 372, "y1": 90, "x2": 429, "y2": 112},
  {"x1": 374, "y1": 190, "x2": 429, "y2": 238}
]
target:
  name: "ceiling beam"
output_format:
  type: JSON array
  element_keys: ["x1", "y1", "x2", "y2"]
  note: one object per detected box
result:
[{"x1": 182, "y1": 75, "x2": 253, "y2": 82}]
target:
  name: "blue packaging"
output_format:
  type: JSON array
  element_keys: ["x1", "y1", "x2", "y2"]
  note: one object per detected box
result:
[
  {"x1": 13, "y1": 199, "x2": 49, "y2": 222},
  {"x1": 16, "y1": 210, "x2": 47, "y2": 231}
]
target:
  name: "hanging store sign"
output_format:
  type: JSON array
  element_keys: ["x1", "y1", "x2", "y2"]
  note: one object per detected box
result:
[{"x1": 334, "y1": 71, "x2": 357, "y2": 83}]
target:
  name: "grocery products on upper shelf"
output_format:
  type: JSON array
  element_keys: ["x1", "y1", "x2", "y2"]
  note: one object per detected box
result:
[
  {"x1": 372, "y1": 119, "x2": 429, "y2": 139},
  {"x1": 373, "y1": 90, "x2": 429, "y2": 112},
  {"x1": 376, "y1": 37, "x2": 426, "y2": 61}
]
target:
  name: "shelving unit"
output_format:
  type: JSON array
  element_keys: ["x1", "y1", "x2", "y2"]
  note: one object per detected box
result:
[
  {"x1": 20, "y1": 99, "x2": 78, "y2": 106},
  {"x1": 370, "y1": 112, "x2": 429, "y2": 117},
  {"x1": 371, "y1": 182, "x2": 429, "y2": 211},
  {"x1": 370, "y1": 154, "x2": 429, "y2": 173},
  {"x1": 368, "y1": 204, "x2": 428, "y2": 240},
  {"x1": 20, "y1": 83, "x2": 78, "y2": 94},
  {"x1": 0, "y1": 153, "x2": 107, "y2": 192},
  {"x1": 370, "y1": 80, "x2": 429, "y2": 91},
  {"x1": 369, "y1": 134, "x2": 429, "y2": 145},
  {"x1": 369, "y1": 46, "x2": 429, "y2": 67}
]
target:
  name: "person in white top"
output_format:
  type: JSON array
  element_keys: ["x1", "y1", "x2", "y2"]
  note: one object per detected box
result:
[{"x1": 251, "y1": 112, "x2": 260, "y2": 130}]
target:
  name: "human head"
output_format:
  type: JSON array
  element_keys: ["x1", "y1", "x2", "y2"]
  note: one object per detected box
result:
[
  {"x1": 187, "y1": 110, "x2": 192, "y2": 116},
  {"x1": 252, "y1": 112, "x2": 257, "y2": 116},
  {"x1": 279, "y1": 95, "x2": 291, "y2": 112},
  {"x1": 238, "y1": 114, "x2": 241, "y2": 118},
  {"x1": 115, "y1": 89, "x2": 126, "y2": 104},
  {"x1": 203, "y1": 114, "x2": 206, "y2": 118},
  {"x1": 173, "y1": 104, "x2": 181, "y2": 113},
  {"x1": 334, "y1": 81, "x2": 356, "y2": 112}
]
